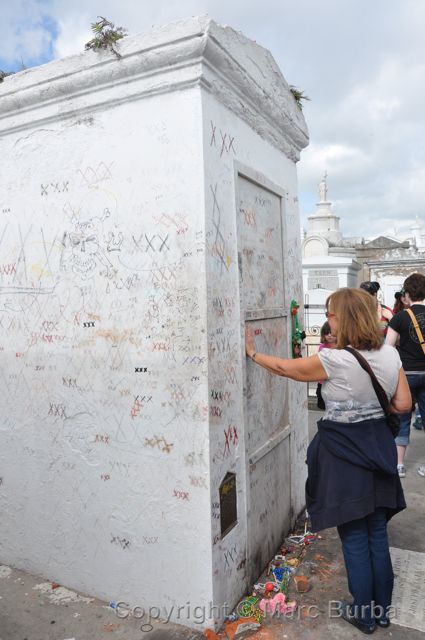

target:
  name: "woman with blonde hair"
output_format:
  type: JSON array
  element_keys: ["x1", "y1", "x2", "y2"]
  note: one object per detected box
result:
[{"x1": 246, "y1": 288, "x2": 410, "y2": 634}]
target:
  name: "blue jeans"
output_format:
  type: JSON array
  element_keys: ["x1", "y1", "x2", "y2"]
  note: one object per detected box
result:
[
  {"x1": 337, "y1": 508, "x2": 393, "y2": 625},
  {"x1": 396, "y1": 373, "x2": 425, "y2": 445}
]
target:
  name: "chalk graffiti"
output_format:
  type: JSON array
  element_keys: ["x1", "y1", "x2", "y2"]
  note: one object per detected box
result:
[
  {"x1": 41, "y1": 181, "x2": 70, "y2": 196},
  {"x1": 144, "y1": 436, "x2": 173, "y2": 454},
  {"x1": 0, "y1": 263, "x2": 17, "y2": 276},
  {"x1": 210, "y1": 184, "x2": 230, "y2": 272},
  {"x1": 94, "y1": 434, "x2": 110, "y2": 444},
  {"x1": 62, "y1": 377, "x2": 78, "y2": 388},
  {"x1": 223, "y1": 544, "x2": 237, "y2": 569},
  {"x1": 184, "y1": 451, "x2": 207, "y2": 467},
  {"x1": 173, "y1": 489, "x2": 189, "y2": 501},
  {"x1": 61, "y1": 206, "x2": 114, "y2": 279},
  {"x1": 223, "y1": 425, "x2": 238, "y2": 456},
  {"x1": 130, "y1": 398, "x2": 143, "y2": 419},
  {"x1": 106, "y1": 232, "x2": 123, "y2": 252},
  {"x1": 189, "y1": 475, "x2": 208, "y2": 489},
  {"x1": 209, "y1": 122, "x2": 236, "y2": 157},
  {"x1": 132, "y1": 233, "x2": 170, "y2": 253},
  {"x1": 48, "y1": 403, "x2": 66, "y2": 418},
  {"x1": 78, "y1": 162, "x2": 113, "y2": 187},
  {"x1": 108, "y1": 461, "x2": 130, "y2": 477},
  {"x1": 110, "y1": 534, "x2": 130, "y2": 550}
]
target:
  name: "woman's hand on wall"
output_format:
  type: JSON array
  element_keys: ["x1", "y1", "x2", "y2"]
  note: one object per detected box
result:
[{"x1": 245, "y1": 324, "x2": 256, "y2": 359}]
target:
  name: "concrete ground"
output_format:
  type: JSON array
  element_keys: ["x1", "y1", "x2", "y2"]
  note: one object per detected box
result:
[{"x1": 0, "y1": 410, "x2": 424, "y2": 640}]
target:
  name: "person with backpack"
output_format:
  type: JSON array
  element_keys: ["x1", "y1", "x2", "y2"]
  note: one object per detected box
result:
[{"x1": 386, "y1": 273, "x2": 425, "y2": 478}]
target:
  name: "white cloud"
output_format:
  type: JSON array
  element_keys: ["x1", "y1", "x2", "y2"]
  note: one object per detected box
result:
[
  {"x1": 0, "y1": 1, "x2": 52, "y2": 67},
  {"x1": 301, "y1": 143, "x2": 372, "y2": 180},
  {"x1": 1, "y1": 0, "x2": 425, "y2": 241},
  {"x1": 53, "y1": 15, "x2": 92, "y2": 59}
]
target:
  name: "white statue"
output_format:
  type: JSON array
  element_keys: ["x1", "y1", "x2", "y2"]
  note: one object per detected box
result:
[{"x1": 319, "y1": 172, "x2": 328, "y2": 202}]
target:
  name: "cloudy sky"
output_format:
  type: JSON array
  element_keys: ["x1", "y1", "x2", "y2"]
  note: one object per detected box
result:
[{"x1": 1, "y1": 0, "x2": 425, "y2": 240}]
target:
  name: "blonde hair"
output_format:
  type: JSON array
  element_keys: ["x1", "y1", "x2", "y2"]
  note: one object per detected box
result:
[{"x1": 326, "y1": 288, "x2": 383, "y2": 350}]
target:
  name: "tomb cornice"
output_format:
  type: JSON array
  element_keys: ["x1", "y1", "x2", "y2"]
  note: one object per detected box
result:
[
  {"x1": 201, "y1": 23, "x2": 308, "y2": 160},
  {"x1": 0, "y1": 16, "x2": 308, "y2": 159}
]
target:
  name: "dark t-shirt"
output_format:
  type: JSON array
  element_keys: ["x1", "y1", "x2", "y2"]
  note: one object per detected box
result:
[{"x1": 389, "y1": 304, "x2": 425, "y2": 371}]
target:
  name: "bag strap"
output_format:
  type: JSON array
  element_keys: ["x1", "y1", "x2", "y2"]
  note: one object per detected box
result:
[
  {"x1": 343, "y1": 347, "x2": 391, "y2": 415},
  {"x1": 405, "y1": 308, "x2": 425, "y2": 355}
]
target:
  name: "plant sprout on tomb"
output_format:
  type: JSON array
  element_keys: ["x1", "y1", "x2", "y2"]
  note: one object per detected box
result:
[{"x1": 85, "y1": 16, "x2": 128, "y2": 58}]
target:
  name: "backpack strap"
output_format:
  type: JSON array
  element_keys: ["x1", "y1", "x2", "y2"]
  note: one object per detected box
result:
[{"x1": 405, "y1": 308, "x2": 425, "y2": 355}]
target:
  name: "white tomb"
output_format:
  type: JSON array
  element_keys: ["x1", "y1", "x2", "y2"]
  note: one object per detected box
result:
[{"x1": 0, "y1": 17, "x2": 308, "y2": 629}]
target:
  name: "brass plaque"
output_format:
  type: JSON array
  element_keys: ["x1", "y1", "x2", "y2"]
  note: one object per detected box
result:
[{"x1": 219, "y1": 472, "x2": 237, "y2": 537}]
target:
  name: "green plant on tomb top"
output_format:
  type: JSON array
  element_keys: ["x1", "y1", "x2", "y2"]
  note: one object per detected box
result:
[
  {"x1": 0, "y1": 70, "x2": 15, "y2": 83},
  {"x1": 85, "y1": 16, "x2": 128, "y2": 58},
  {"x1": 0, "y1": 59, "x2": 26, "y2": 83},
  {"x1": 289, "y1": 85, "x2": 310, "y2": 110}
]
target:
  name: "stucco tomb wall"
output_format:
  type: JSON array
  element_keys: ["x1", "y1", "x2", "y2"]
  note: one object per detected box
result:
[
  {"x1": 198, "y1": 20, "x2": 308, "y2": 614},
  {"x1": 0, "y1": 81, "x2": 214, "y2": 625},
  {"x1": 0, "y1": 16, "x2": 308, "y2": 629}
]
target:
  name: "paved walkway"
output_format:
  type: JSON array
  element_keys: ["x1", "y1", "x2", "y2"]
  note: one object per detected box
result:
[{"x1": 0, "y1": 411, "x2": 424, "y2": 639}]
